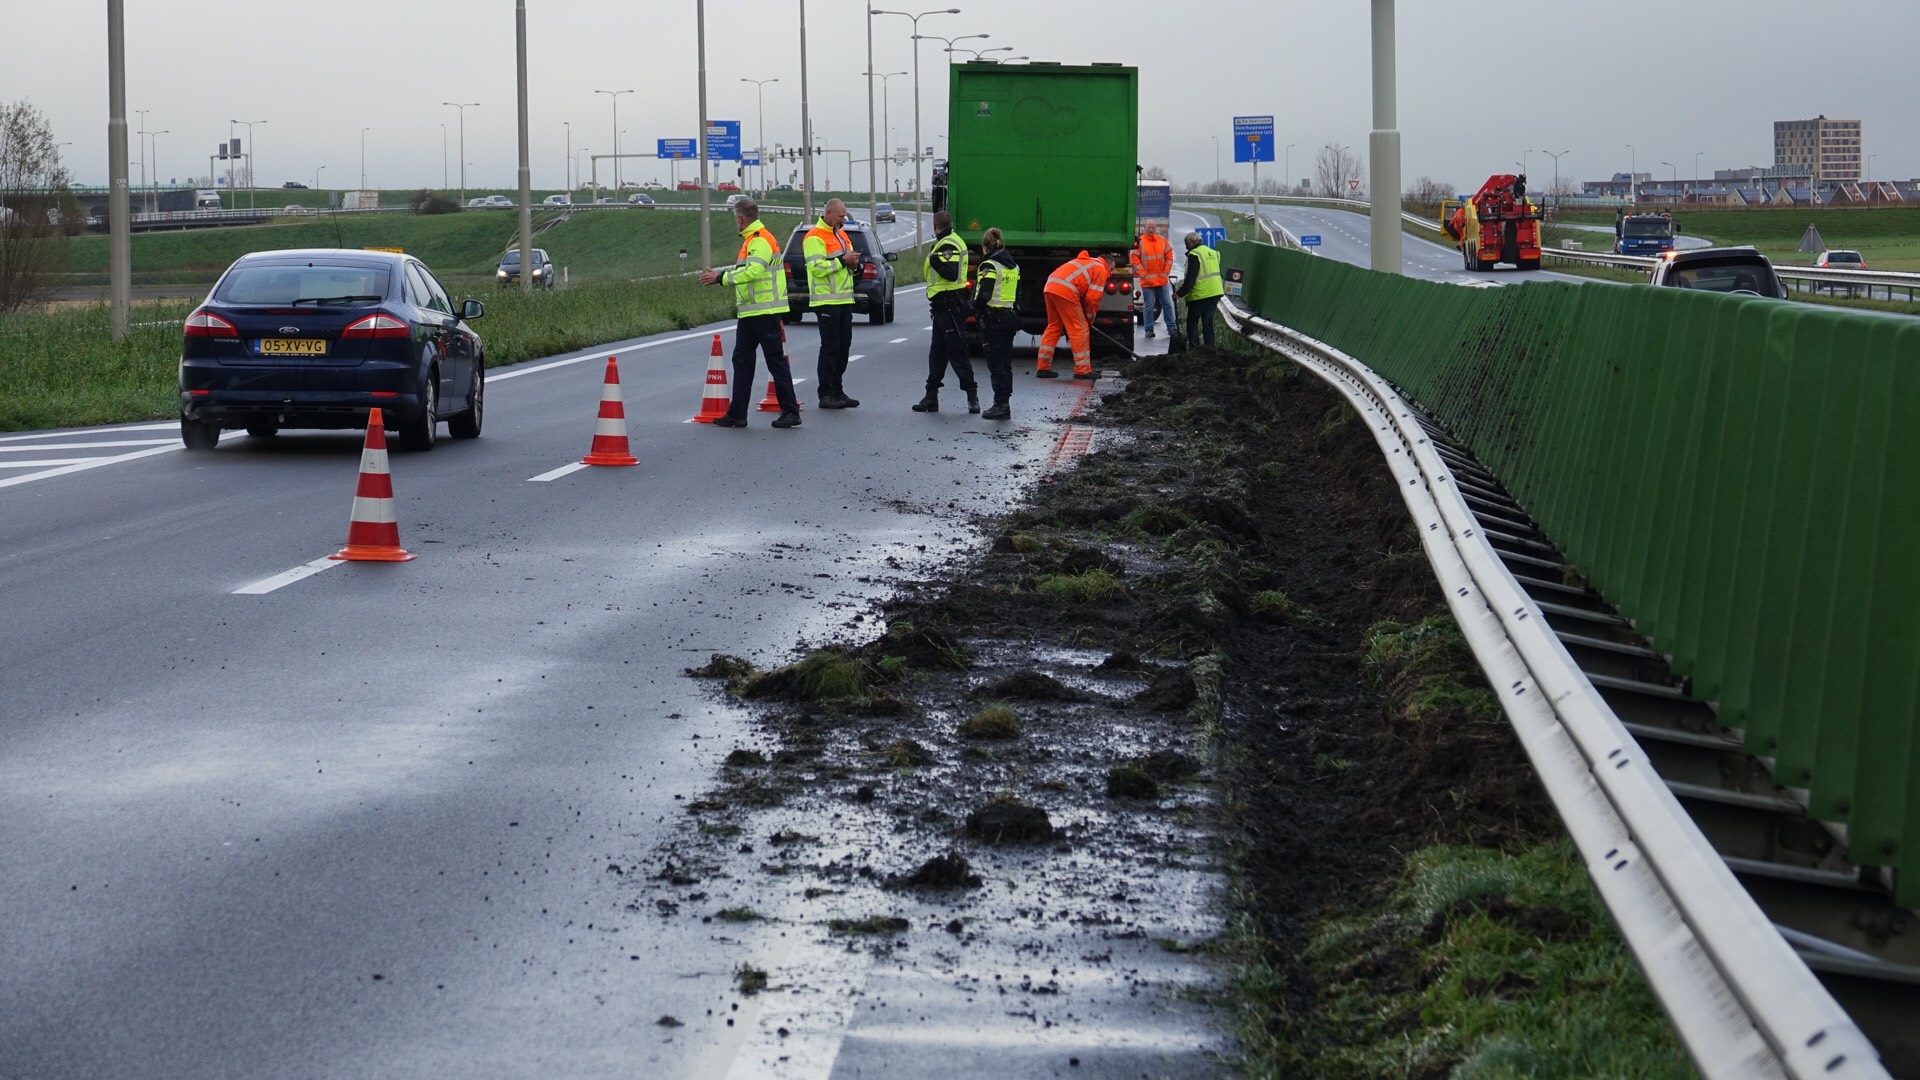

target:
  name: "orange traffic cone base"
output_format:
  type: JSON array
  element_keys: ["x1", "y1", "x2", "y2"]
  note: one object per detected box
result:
[
  {"x1": 583, "y1": 448, "x2": 639, "y2": 466},
  {"x1": 330, "y1": 544, "x2": 415, "y2": 562},
  {"x1": 757, "y1": 380, "x2": 802, "y2": 413}
]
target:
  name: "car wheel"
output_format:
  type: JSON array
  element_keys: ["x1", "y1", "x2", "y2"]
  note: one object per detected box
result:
[
  {"x1": 884, "y1": 298, "x2": 896, "y2": 323},
  {"x1": 398, "y1": 369, "x2": 438, "y2": 451},
  {"x1": 869, "y1": 303, "x2": 885, "y2": 325},
  {"x1": 180, "y1": 415, "x2": 221, "y2": 451},
  {"x1": 448, "y1": 360, "x2": 484, "y2": 439},
  {"x1": 245, "y1": 425, "x2": 279, "y2": 438}
]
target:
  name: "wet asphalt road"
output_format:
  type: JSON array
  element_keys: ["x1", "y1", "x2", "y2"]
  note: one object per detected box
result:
[
  {"x1": 1245, "y1": 203, "x2": 1590, "y2": 286},
  {"x1": 0, "y1": 217, "x2": 1219, "y2": 1077}
]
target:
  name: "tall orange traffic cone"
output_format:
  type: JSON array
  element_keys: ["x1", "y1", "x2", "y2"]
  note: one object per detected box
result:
[
  {"x1": 690, "y1": 333, "x2": 730, "y2": 424},
  {"x1": 582, "y1": 356, "x2": 640, "y2": 466},
  {"x1": 757, "y1": 324, "x2": 801, "y2": 413},
  {"x1": 330, "y1": 408, "x2": 415, "y2": 562}
]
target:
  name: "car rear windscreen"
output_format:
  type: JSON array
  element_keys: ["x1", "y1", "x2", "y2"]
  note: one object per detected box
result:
[{"x1": 215, "y1": 265, "x2": 389, "y2": 305}]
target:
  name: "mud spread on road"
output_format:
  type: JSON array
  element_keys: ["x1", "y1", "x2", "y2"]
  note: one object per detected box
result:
[{"x1": 635, "y1": 343, "x2": 1564, "y2": 1072}]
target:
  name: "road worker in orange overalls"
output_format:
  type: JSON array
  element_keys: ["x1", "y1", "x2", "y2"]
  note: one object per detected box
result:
[
  {"x1": 1036, "y1": 250, "x2": 1111, "y2": 380},
  {"x1": 1130, "y1": 222, "x2": 1176, "y2": 340}
]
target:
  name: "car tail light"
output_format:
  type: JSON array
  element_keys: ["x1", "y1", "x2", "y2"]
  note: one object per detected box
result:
[
  {"x1": 184, "y1": 310, "x2": 238, "y2": 338},
  {"x1": 341, "y1": 314, "x2": 410, "y2": 339},
  {"x1": 861, "y1": 263, "x2": 877, "y2": 280}
]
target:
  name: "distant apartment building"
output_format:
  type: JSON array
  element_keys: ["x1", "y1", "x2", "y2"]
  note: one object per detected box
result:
[{"x1": 1774, "y1": 116, "x2": 1862, "y2": 182}]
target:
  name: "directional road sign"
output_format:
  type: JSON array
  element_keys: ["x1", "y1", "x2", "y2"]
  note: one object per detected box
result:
[
  {"x1": 1300, "y1": 234, "x2": 1322, "y2": 247},
  {"x1": 742, "y1": 151, "x2": 761, "y2": 167},
  {"x1": 704, "y1": 121, "x2": 741, "y2": 161},
  {"x1": 1232, "y1": 115, "x2": 1275, "y2": 164},
  {"x1": 1196, "y1": 226, "x2": 1227, "y2": 247},
  {"x1": 658, "y1": 139, "x2": 695, "y2": 160}
]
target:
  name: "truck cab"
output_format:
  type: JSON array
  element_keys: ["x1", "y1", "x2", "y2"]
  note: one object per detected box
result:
[{"x1": 1615, "y1": 212, "x2": 1675, "y2": 257}]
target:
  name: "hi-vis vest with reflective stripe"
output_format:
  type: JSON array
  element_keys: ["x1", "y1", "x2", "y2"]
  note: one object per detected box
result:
[
  {"x1": 1044, "y1": 252, "x2": 1107, "y2": 303},
  {"x1": 724, "y1": 220, "x2": 788, "y2": 317},
  {"x1": 1187, "y1": 244, "x2": 1223, "y2": 300},
  {"x1": 976, "y1": 251, "x2": 1019, "y2": 308},
  {"x1": 802, "y1": 219, "x2": 856, "y2": 306},
  {"x1": 924, "y1": 232, "x2": 970, "y2": 299},
  {"x1": 1131, "y1": 233, "x2": 1173, "y2": 287}
]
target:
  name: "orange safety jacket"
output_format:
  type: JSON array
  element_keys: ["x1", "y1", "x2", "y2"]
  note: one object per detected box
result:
[
  {"x1": 1043, "y1": 251, "x2": 1109, "y2": 313},
  {"x1": 1130, "y1": 232, "x2": 1173, "y2": 287}
]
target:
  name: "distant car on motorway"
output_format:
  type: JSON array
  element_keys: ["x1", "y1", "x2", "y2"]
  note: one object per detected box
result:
[
  {"x1": 779, "y1": 220, "x2": 897, "y2": 325},
  {"x1": 716, "y1": 181, "x2": 740, "y2": 193},
  {"x1": 773, "y1": 184, "x2": 794, "y2": 192},
  {"x1": 282, "y1": 181, "x2": 307, "y2": 189},
  {"x1": 676, "y1": 181, "x2": 700, "y2": 192},
  {"x1": 541, "y1": 193, "x2": 571, "y2": 206},
  {"x1": 481, "y1": 195, "x2": 514, "y2": 208},
  {"x1": 627, "y1": 193, "x2": 656, "y2": 207},
  {"x1": 195, "y1": 189, "x2": 222, "y2": 209},
  {"x1": 467, "y1": 197, "x2": 487, "y2": 207},
  {"x1": 873, "y1": 202, "x2": 895, "y2": 223},
  {"x1": 282, "y1": 204, "x2": 306, "y2": 214},
  {"x1": 497, "y1": 247, "x2": 555, "y2": 288},
  {"x1": 178, "y1": 249, "x2": 486, "y2": 451},
  {"x1": 1648, "y1": 247, "x2": 1787, "y2": 299},
  {"x1": 1813, "y1": 249, "x2": 1865, "y2": 269}
]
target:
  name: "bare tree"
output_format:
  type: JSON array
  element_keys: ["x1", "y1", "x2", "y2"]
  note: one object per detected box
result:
[
  {"x1": 0, "y1": 99, "x2": 73, "y2": 311},
  {"x1": 1403, "y1": 174, "x2": 1452, "y2": 217},
  {"x1": 1142, "y1": 165, "x2": 1168, "y2": 181},
  {"x1": 1314, "y1": 143, "x2": 1361, "y2": 198}
]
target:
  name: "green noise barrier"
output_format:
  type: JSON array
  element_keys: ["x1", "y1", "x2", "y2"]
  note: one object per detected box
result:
[{"x1": 1225, "y1": 241, "x2": 1920, "y2": 907}]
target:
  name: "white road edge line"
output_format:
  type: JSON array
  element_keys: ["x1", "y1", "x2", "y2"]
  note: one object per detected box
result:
[
  {"x1": 527, "y1": 462, "x2": 590, "y2": 482},
  {"x1": 0, "y1": 422, "x2": 176, "y2": 444},
  {"x1": 490, "y1": 327, "x2": 734, "y2": 382},
  {"x1": 0, "y1": 459, "x2": 98, "y2": 469},
  {"x1": 0, "y1": 434, "x2": 237, "y2": 491},
  {"x1": 888, "y1": 338, "x2": 908, "y2": 344},
  {"x1": 233, "y1": 556, "x2": 342, "y2": 595},
  {"x1": 0, "y1": 439, "x2": 177, "y2": 453}
]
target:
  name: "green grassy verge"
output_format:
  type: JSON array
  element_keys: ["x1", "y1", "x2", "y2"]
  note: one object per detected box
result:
[
  {"x1": 1233, "y1": 839, "x2": 1693, "y2": 1079},
  {"x1": 1552, "y1": 206, "x2": 1920, "y2": 272},
  {"x1": 0, "y1": 277, "x2": 735, "y2": 433}
]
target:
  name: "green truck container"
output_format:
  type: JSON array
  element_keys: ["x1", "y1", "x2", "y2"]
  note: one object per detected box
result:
[{"x1": 944, "y1": 61, "x2": 1139, "y2": 358}]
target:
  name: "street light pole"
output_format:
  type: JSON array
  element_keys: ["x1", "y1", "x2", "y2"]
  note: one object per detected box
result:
[
  {"x1": 315, "y1": 163, "x2": 324, "y2": 192},
  {"x1": 1539, "y1": 149, "x2": 1569, "y2": 206},
  {"x1": 595, "y1": 88, "x2": 634, "y2": 191},
  {"x1": 1694, "y1": 151, "x2": 1703, "y2": 188},
  {"x1": 516, "y1": 0, "x2": 532, "y2": 294},
  {"x1": 134, "y1": 108, "x2": 150, "y2": 213},
  {"x1": 360, "y1": 127, "x2": 369, "y2": 191},
  {"x1": 441, "y1": 123, "x2": 449, "y2": 189},
  {"x1": 866, "y1": 7, "x2": 876, "y2": 221},
  {"x1": 564, "y1": 121, "x2": 571, "y2": 195},
  {"x1": 696, "y1": 0, "x2": 711, "y2": 268},
  {"x1": 442, "y1": 102, "x2": 478, "y2": 204},
  {"x1": 1369, "y1": 0, "x2": 1401, "y2": 273},
  {"x1": 742, "y1": 78, "x2": 778, "y2": 194},
  {"x1": 1628, "y1": 143, "x2": 1635, "y2": 206},
  {"x1": 872, "y1": 7, "x2": 961, "y2": 251},
  {"x1": 108, "y1": 0, "x2": 131, "y2": 341},
  {"x1": 1285, "y1": 144, "x2": 1296, "y2": 195},
  {"x1": 1211, "y1": 136, "x2": 1219, "y2": 188},
  {"x1": 799, "y1": 0, "x2": 815, "y2": 219},
  {"x1": 865, "y1": 71, "x2": 907, "y2": 195},
  {"x1": 151, "y1": 130, "x2": 169, "y2": 210}
]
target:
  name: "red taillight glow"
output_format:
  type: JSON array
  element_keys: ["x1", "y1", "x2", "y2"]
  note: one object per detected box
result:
[
  {"x1": 341, "y1": 314, "x2": 410, "y2": 339},
  {"x1": 370, "y1": 391, "x2": 397, "y2": 398},
  {"x1": 184, "y1": 310, "x2": 238, "y2": 338},
  {"x1": 861, "y1": 264, "x2": 877, "y2": 280}
]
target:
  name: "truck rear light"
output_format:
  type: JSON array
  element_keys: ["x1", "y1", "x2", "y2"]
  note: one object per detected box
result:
[
  {"x1": 341, "y1": 314, "x2": 410, "y2": 339},
  {"x1": 184, "y1": 310, "x2": 238, "y2": 338}
]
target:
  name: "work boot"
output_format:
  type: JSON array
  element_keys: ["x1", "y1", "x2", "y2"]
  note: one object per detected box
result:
[
  {"x1": 817, "y1": 393, "x2": 847, "y2": 410},
  {"x1": 712, "y1": 414, "x2": 747, "y2": 428},
  {"x1": 1145, "y1": 327, "x2": 1156, "y2": 338},
  {"x1": 1034, "y1": 369, "x2": 1059, "y2": 379},
  {"x1": 771, "y1": 411, "x2": 801, "y2": 429},
  {"x1": 965, "y1": 387, "x2": 980, "y2": 414},
  {"x1": 1072, "y1": 370, "x2": 1095, "y2": 380},
  {"x1": 839, "y1": 395, "x2": 860, "y2": 408},
  {"x1": 911, "y1": 392, "x2": 939, "y2": 413},
  {"x1": 981, "y1": 400, "x2": 1011, "y2": 421}
]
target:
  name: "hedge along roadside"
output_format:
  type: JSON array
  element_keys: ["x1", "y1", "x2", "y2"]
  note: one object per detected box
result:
[
  {"x1": 1224, "y1": 239, "x2": 1920, "y2": 908},
  {"x1": 0, "y1": 276, "x2": 735, "y2": 433}
]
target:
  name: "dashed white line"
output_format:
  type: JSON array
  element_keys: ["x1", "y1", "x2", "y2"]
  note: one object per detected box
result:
[
  {"x1": 847, "y1": 353, "x2": 866, "y2": 363},
  {"x1": 888, "y1": 337, "x2": 908, "y2": 344},
  {"x1": 527, "y1": 462, "x2": 591, "y2": 482},
  {"x1": 0, "y1": 439, "x2": 176, "y2": 453},
  {"x1": 232, "y1": 556, "x2": 343, "y2": 595},
  {"x1": 490, "y1": 327, "x2": 735, "y2": 383}
]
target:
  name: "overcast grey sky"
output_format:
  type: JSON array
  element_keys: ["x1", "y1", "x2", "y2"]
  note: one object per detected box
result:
[{"x1": 7, "y1": 1, "x2": 1917, "y2": 195}]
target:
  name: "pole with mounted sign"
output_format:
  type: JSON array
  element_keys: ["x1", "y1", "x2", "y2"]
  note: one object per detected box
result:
[{"x1": 1233, "y1": 115, "x2": 1275, "y2": 222}]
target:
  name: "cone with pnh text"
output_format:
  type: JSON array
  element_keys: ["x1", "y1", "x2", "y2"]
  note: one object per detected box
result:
[
  {"x1": 330, "y1": 407, "x2": 415, "y2": 562},
  {"x1": 582, "y1": 355, "x2": 640, "y2": 466},
  {"x1": 690, "y1": 333, "x2": 730, "y2": 423},
  {"x1": 757, "y1": 324, "x2": 802, "y2": 412}
]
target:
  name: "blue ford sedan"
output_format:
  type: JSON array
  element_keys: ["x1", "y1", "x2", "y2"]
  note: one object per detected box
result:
[{"x1": 178, "y1": 249, "x2": 486, "y2": 451}]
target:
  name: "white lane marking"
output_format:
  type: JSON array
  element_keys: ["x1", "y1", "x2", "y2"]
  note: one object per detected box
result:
[
  {"x1": 0, "y1": 459, "x2": 96, "y2": 469},
  {"x1": 233, "y1": 556, "x2": 343, "y2": 595},
  {"x1": 846, "y1": 354, "x2": 865, "y2": 363},
  {"x1": 0, "y1": 434, "x2": 235, "y2": 491},
  {"x1": 490, "y1": 327, "x2": 735, "y2": 383},
  {"x1": 719, "y1": 931, "x2": 869, "y2": 1080},
  {"x1": 0, "y1": 422, "x2": 175, "y2": 444},
  {"x1": 0, "y1": 439, "x2": 177, "y2": 453},
  {"x1": 888, "y1": 337, "x2": 908, "y2": 344},
  {"x1": 527, "y1": 462, "x2": 590, "y2": 482}
]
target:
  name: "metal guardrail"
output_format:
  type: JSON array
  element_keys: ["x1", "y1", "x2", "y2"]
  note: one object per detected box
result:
[{"x1": 1218, "y1": 294, "x2": 1890, "y2": 1080}]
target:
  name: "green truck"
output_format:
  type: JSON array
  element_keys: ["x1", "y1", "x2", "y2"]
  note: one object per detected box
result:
[{"x1": 943, "y1": 61, "x2": 1139, "y2": 358}]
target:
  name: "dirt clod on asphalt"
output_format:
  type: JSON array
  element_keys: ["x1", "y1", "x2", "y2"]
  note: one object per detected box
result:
[
  {"x1": 894, "y1": 851, "x2": 983, "y2": 890},
  {"x1": 964, "y1": 800, "x2": 1056, "y2": 845}
]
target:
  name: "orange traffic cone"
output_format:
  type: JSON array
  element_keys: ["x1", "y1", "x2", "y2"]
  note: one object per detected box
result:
[
  {"x1": 330, "y1": 407, "x2": 415, "y2": 562},
  {"x1": 690, "y1": 333, "x2": 730, "y2": 424},
  {"x1": 757, "y1": 325, "x2": 801, "y2": 413},
  {"x1": 582, "y1": 356, "x2": 640, "y2": 466}
]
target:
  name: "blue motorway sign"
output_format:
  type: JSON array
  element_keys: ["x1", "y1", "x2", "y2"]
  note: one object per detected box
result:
[
  {"x1": 1196, "y1": 226, "x2": 1227, "y2": 247},
  {"x1": 659, "y1": 138, "x2": 695, "y2": 160},
  {"x1": 1233, "y1": 115, "x2": 1275, "y2": 164},
  {"x1": 742, "y1": 151, "x2": 761, "y2": 167},
  {"x1": 1299, "y1": 234, "x2": 1322, "y2": 247},
  {"x1": 704, "y1": 120, "x2": 741, "y2": 161}
]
